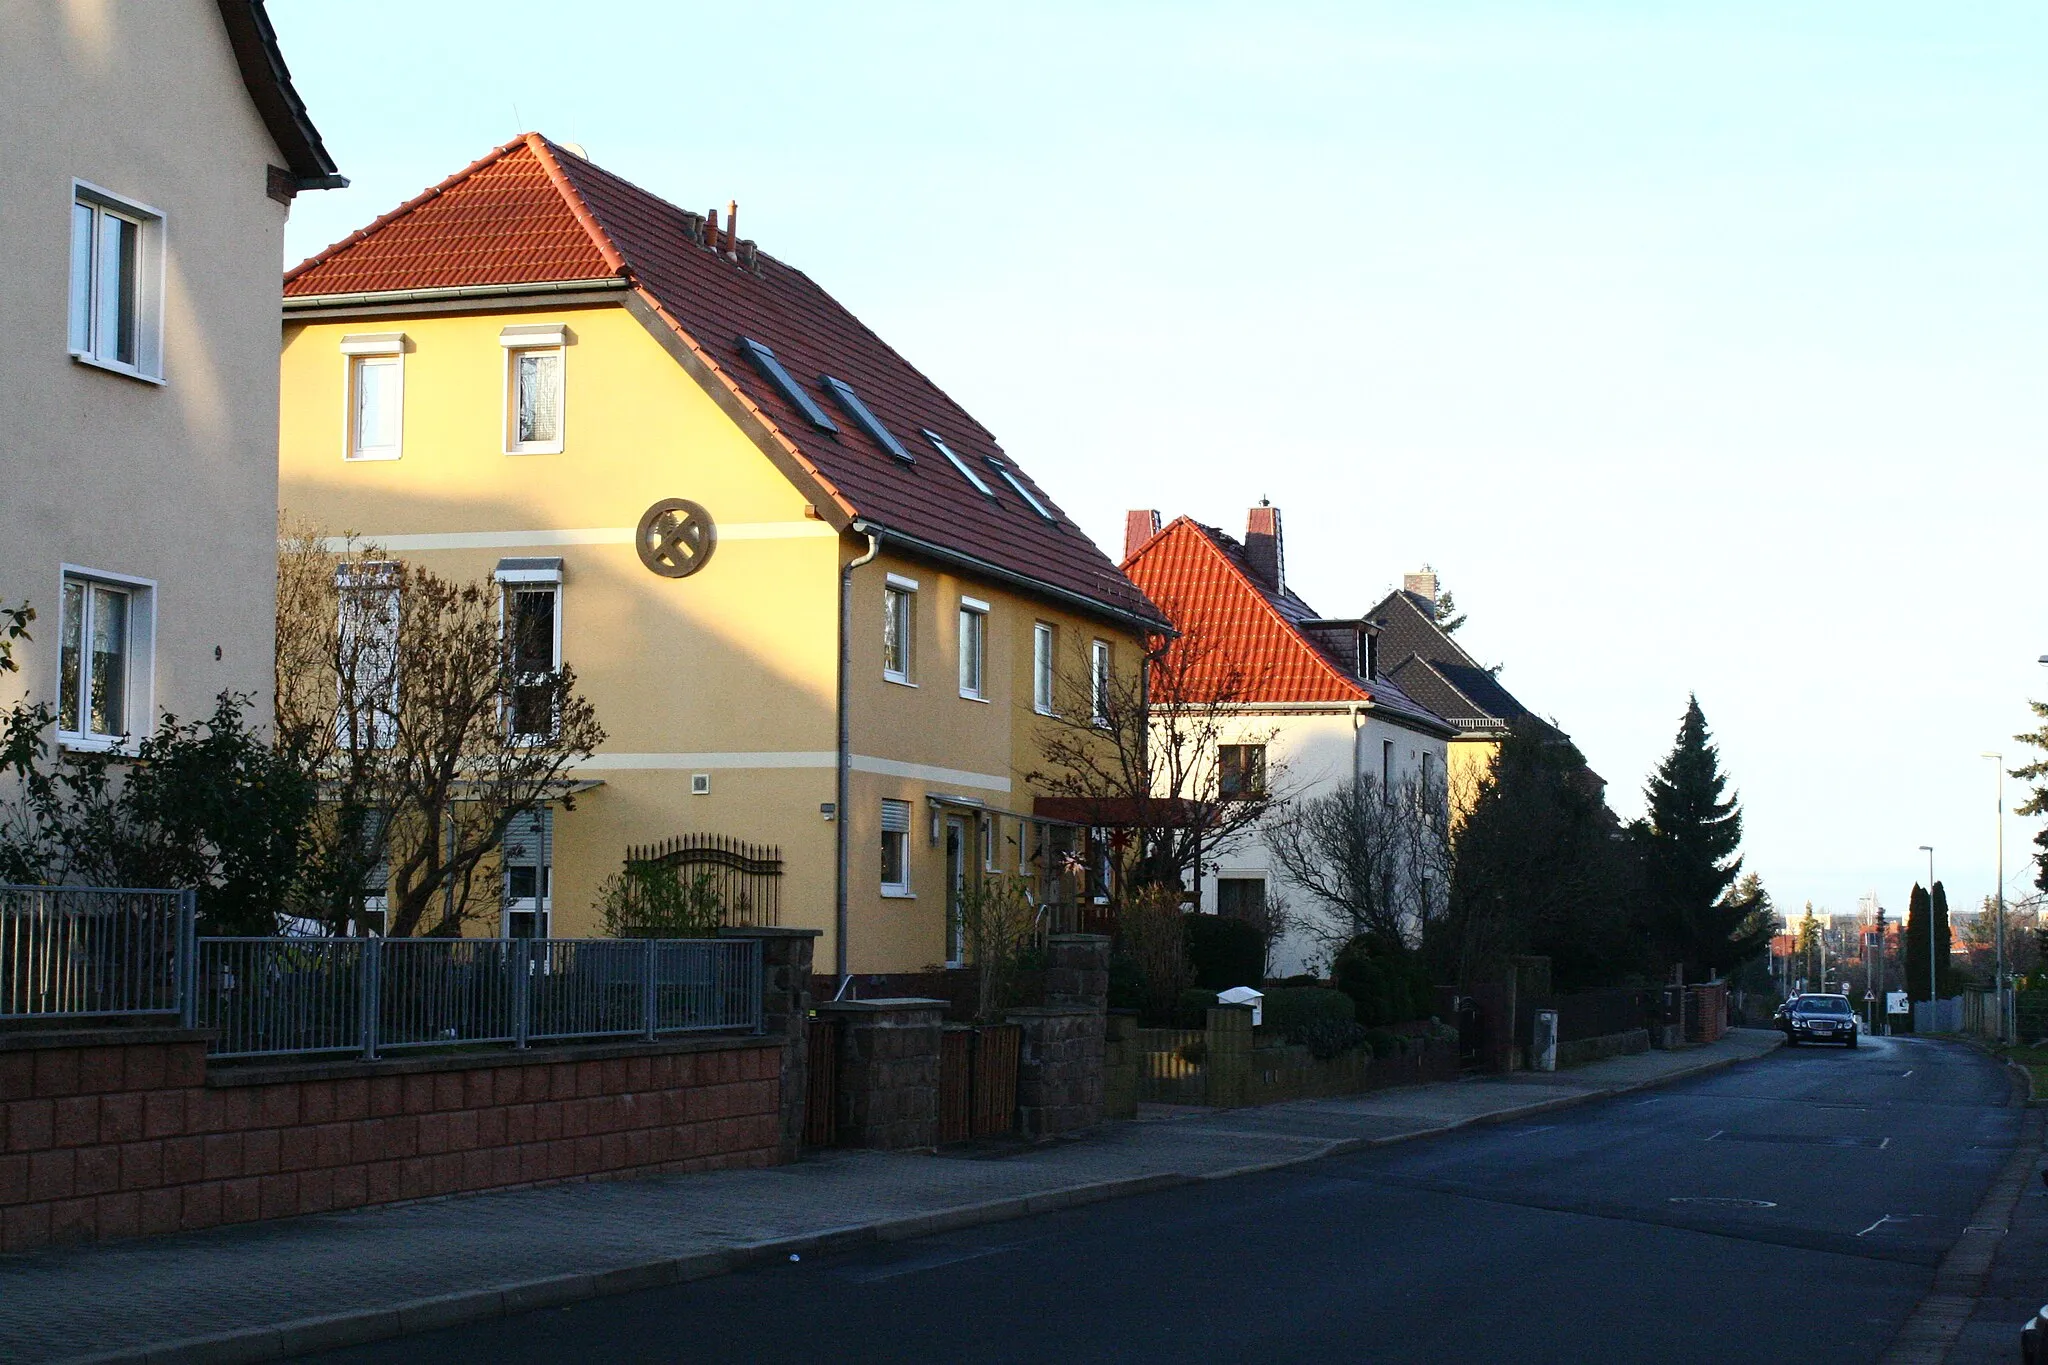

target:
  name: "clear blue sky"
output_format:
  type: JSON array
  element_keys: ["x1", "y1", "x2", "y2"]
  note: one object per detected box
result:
[{"x1": 273, "y1": 0, "x2": 2048, "y2": 925}]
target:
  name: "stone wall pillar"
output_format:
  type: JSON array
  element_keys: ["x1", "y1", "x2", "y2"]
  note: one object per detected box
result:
[
  {"x1": 1102, "y1": 1010, "x2": 1141, "y2": 1121},
  {"x1": 1042, "y1": 934, "x2": 1110, "y2": 1009},
  {"x1": 813, "y1": 998, "x2": 942, "y2": 1151},
  {"x1": 1006, "y1": 934, "x2": 1110, "y2": 1139},
  {"x1": 721, "y1": 927, "x2": 820, "y2": 1163},
  {"x1": 1007, "y1": 1006, "x2": 1104, "y2": 1138},
  {"x1": 1203, "y1": 1004, "x2": 1254, "y2": 1107}
]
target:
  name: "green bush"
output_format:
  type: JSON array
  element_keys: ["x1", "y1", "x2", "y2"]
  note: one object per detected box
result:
[
  {"x1": 1185, "y1": 914, "x2": 1265, "y2": 989},
  {"x1": 1363, "y1": 1027, "x2": 1406, "y2": 1060},
  {"x1": 1294, "y1": 1018, "x2": 1371, "y2": 1060},
  {"x1": 1108, "y1": 954, "x2": 1146, "y2": 1012},
  {"x1": 1333, "y1": 938, "x2": 1434, "y2": 1026},
  {"x1": 1175, "y1": 987, "x2": 1220, "y2": 1028},
  {"x1": 1264, "y1": 986, "x2": 1356, "y2": 1039}
]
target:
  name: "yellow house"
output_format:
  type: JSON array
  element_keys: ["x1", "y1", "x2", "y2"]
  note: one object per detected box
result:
[{"x1": 277, "y1": 134, "x2": 1161, "y2": 978}]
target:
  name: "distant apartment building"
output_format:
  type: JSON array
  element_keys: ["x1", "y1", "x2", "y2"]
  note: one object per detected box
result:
[{"x1": 0, "y1": 1, "x2": 341, "y2": 742}]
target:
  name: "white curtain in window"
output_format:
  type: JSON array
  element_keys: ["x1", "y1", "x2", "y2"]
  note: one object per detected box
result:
[{"x1": 517, "y1": 350, "x2": 562, "y2": 444}]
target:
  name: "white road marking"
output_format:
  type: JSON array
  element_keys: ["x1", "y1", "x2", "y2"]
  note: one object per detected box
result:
[{"x1": 1857, "y1": 1213, "x2": 1935, "y2": 1237}]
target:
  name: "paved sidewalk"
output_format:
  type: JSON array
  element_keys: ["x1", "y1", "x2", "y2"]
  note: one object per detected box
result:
[{"x1": 9, "y1": 1029, "x2": 1782, "y2": 1365}]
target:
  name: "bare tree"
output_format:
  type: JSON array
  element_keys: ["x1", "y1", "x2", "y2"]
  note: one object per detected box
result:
[
  {"x1": 275, "y1": 519, "x2": 604, "y2": 936},
  {"x1": 1026, "y1": 614, "x2": 1280, "y2": 899},
  {"x1": 1265, "y1": 772, "x2": 1451, "y2": 959}
]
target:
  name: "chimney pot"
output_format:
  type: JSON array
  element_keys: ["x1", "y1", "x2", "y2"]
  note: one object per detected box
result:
[
  {"x1": 1244, "y1": 505, "x2": 1284, "y2": 593},
  {"x1": 1123, "y1": 509, "x2": 1161, "y2": 561}
]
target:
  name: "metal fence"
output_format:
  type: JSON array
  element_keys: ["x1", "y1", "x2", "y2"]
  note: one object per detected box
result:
[
  {"x1": 196, "y1": 935, "x2": 763, "y2": 1060},
  {"x1": 0, "y1": 885, "x2": 195, "y2": 1021},
  {"x1": 624, "y1": 834, "x2": 782, "y2": 927}
]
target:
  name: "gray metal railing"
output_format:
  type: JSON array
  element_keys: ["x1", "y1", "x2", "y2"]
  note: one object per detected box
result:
[
  {"x1": 195, "y1": 935, "x2": 762, "y2": 1060},
  {"x1": 0, "y1": 885, "x2": 196, "y2": 1021}
]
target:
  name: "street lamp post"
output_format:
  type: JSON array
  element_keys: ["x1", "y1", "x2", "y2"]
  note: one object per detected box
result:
[
  {"x1": 1983, "y1": 753, "x2": 2007, "y2": 1043},
  {"x1": 1919, "y1": 845, "x2": 1937, "y2": 1026}
]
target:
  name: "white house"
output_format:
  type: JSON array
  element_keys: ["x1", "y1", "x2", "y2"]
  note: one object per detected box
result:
[{"x1": 1122, "y1": 507, "x2": 1454, "y2": 977}]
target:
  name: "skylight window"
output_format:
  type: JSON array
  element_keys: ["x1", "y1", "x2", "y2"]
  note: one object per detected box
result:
[
  {"x1": 822, "y1": 376, "x2": 911, "y2": 462},
  {"x1": 988, "y1": 459, "x2": 1056, "y2": 522},
  {"x1": 738, "y1": 337, "x2": 837, "y2": 433},
  {"x1": 922, "y1": 430, "x2": 995, "y2": 498}
]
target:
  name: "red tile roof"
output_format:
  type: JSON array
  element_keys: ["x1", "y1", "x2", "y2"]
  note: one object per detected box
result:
[
  {"x1": 286, "y1": 134, "x2": 1160, "y2": 629},
  {"x1": 1122, "y1": 517, "x2": 1450, "y2": 729}
]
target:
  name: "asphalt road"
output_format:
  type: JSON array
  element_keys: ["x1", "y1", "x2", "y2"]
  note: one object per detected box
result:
[{"x1": 310, "y1": 1035, "x2": 2021, "y2": 1365}]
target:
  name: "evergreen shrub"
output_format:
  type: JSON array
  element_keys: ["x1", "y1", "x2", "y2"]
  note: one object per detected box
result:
[{"x1": 1185, "y1": 914, "x2": 1265, "y2": 989}]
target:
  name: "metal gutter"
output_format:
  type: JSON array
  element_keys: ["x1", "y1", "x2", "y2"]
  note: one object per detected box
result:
[
  {"x1": 849, "y1": 519, "x2": 1169, "y2": 638},
  {"x1": 835, "y1": 529, "x2": 882, "y2": 993},
  {"x1": 283, "y1": 278, "x2": 630, "y2": 311}
]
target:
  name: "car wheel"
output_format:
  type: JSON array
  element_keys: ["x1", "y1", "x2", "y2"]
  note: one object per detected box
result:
[
  {"x1": 1786, "y1": 1036, "x2": 1798, "y2": 1047},
  {"x1": 1847, "y1": 1035, "x2": 1858, "y2": 1048}
]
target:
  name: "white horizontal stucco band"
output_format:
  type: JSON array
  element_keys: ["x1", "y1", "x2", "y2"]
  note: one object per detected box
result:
[
  {"x1": 575, "y1": 751, "x2": 1012, "y2": 794},
  {"x1": 314, "y1": 522, "x2": 837, "y2": 553}
]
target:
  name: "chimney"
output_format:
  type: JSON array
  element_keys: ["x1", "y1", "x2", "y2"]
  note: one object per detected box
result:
[
  {"x1": 1404, "y1": 569, "x2": 1438, "y2": 617},
  {"x1": 725, "y1": 201, "x2": 739, "y2": 259},
  {"x1": 1124, "y1": 509, "x2": 1160, "y2": 561},
  {"x1": 1244, "y1": 502, "x2": 1284, "y2": 592}
]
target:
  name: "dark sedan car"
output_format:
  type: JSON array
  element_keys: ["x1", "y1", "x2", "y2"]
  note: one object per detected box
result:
[{"x1": 1775, "y1": 993, "x2": 1860, "y2": 1047}]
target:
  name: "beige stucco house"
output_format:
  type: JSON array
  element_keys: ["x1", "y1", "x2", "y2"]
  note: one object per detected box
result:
[
  {"x1": 0, "y1": 1, "x2": 341, "y2": 744},
  {"x1": 276, "y1": 134, "x2": 1162, "y2": 977}
]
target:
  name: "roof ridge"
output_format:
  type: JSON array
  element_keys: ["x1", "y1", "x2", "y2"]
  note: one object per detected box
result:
[
  {"x1": 1171, "y1": 519, "x2": 1369, "y2": 703},
  {"x1": 1386, "y1": 589, "x2": 1490, "y2": 674},
  {"x1": 525, "y1": 134, "x2": 629, "y2": 278}
]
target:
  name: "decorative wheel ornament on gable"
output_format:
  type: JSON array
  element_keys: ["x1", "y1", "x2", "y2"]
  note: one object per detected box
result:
[{"x1": 636, "y1": 499, "x2": 717, "y2": 578}]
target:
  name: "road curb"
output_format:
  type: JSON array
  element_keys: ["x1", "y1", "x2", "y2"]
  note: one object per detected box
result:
[{"x1": 49, "y1": 1041, "x2": 1778, "y2": 1364}]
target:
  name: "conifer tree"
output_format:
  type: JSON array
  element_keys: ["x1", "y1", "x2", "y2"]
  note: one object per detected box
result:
[
  {"x1": 1636, "y1": 695, "x2": 1770, "y2": 977},
  {"x1": 1931, "y1": 880, "x2": 1955, "y2": 997},
  {"x1": 1903, "y1": 882, "x2": 1933, "y2": 1003}
]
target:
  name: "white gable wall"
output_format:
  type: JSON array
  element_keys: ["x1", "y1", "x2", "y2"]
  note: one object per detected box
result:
[{"x1": 1199, "y1": 708, "x2": 1450, "y2": 980}]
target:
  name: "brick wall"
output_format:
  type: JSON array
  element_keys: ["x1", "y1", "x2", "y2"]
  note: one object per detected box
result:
[{"x1": 0, "y1": 1026, "x2": 782, "y2": 1254}]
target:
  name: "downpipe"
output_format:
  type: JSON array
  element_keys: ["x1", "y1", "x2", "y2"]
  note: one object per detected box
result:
[{"x1": 835, "y1": 526, "x2": 881, "y2": 998}]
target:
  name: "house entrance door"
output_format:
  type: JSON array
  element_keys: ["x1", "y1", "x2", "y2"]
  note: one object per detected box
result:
[{"x1": 945, "y1": 816, "x2": 967, "y2": 966}]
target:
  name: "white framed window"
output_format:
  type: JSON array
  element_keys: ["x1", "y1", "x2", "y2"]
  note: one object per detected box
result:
[
  {"x1": 881, "y1": 799, "x2": 913, "y2": 896},
  {"x1": 340, "y1": 333, "x2": 406, "y2": 461},
  {"x1": 353, "y1": 808, "x2": 390, "y2": 935},
  {"x1": 958, "y1": 596, "x2": 988, "y2": 700},
  {"x1": 501, "y1": 807, "x2": 553, "y2": 938},
  {"x1": 981, "y1": 816, "x2": 998, "y2": 873},
  {"x1": 501, "y1": 324, "x2": 567, "y2": 454},
  {"x1": 496, "y1": 559, "x2": 562, "y2": 740},
  {"x1": 1381, "y1": 739, "x2": 1395, "y2": 799},
  {"x1": 1219, "y1": 744, "x2": 1266, "y2": 801},
  {"x1": 336, "y1": 562, "x2": 400, "y2": 749},
  {"x1": 55, "y1": 567, "x2": 155, "y2": 750},
  {"x1": 883, "y1": 574, "x2": 917, "y2": 684},
  {"x1": 1090, "y1": 639, "x2": 1112, "y2": 726},
  {"x1": 68, "y1": 183, "x2": 164, "y2": 381},
  {"x1": 1216, "y1": 876, "x2": 1267, "y2": 922},
  {"x1": 1033, "y1": 622, "x2": 1056, "y2": 715}
]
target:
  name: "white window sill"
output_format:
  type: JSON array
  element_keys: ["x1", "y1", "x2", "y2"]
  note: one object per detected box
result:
[
  {"x1": 71, "y1": 352, "x2": 164, "y2": 386},
  {"x1": 884, "y1": 675, "x2": 917, "y2": 688},
  {"x1": 505, "y1": 445, "x2": 565, "y2": 457},
  {"x1": 880, "y1": 888, "x2": 916, "y2": 900},
  {"x1": 347, "y1": 450, "x2": 402, "y2": 462},
  {"x1": 58, "y1": 733, "x2": 135, "y2": 756},
  {"x1": 958, "y1": 692, "x2": 989, "y2": 704},
  {"x1": 1034, "y1": 705, "x2": 1057, "y2": 717}
]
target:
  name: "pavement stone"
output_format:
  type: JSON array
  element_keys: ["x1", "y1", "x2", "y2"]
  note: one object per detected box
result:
[{"x1": 3, "y1": 1029, "x2": 1781, "y2": 1365}]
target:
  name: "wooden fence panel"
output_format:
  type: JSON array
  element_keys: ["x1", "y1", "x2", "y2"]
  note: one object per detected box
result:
[
  {"x1": 803, "y1": 1018, "x2": 839, "y2": 1148},
  {"x1": 971, "y1": 1025, "x2": 1020, "y2": 1137}
]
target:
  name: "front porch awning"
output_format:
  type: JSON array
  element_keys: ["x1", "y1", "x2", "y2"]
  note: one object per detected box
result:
[{"x1": 1031, "y1": 796, "x2": 1211, "y2": 829}]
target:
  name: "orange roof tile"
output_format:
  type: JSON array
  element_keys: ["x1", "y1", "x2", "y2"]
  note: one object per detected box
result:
[
  {"x1": 286, "y1": 135, "x2": 1160, "y2": 629},
  {"x1": 1123, "y1": 517, "x2": 1450, "y2": 727}
]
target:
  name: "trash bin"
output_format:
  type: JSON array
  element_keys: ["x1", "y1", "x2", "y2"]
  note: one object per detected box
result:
[{"x1": 1217, "y1": 986, "x2": 1263, "y2": 1027}]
